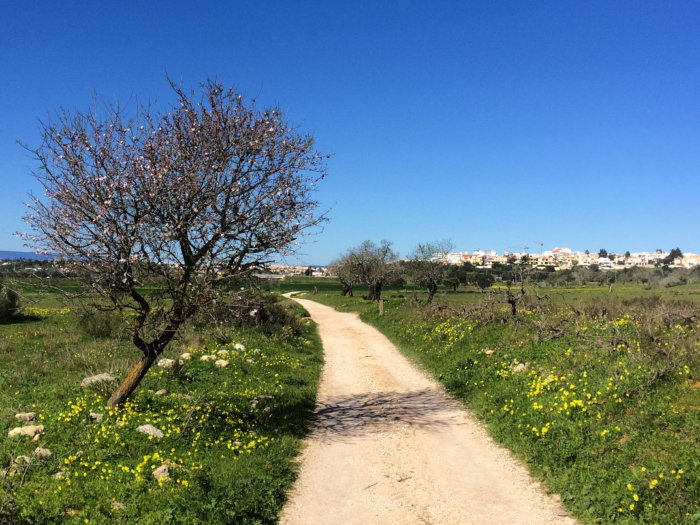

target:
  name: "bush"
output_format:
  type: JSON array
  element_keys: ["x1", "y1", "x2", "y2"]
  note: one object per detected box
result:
[
  {"x1": 0, "y1": 282, "x2": 19, "y2": 320},
  {"x1": 194, "y1": 291, "x2": 304, "y2": 339},
  {"x1": 76, "y1": 309, "x2": 124, "y2": 338}
]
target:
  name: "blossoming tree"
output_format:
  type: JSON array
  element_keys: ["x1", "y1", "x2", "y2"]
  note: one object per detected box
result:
[{"x1": 22, "y1": 79, "x2": 328, "y2": 407}]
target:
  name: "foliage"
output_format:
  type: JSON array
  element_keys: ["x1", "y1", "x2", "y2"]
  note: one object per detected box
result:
[
  {"x1": 404, "y1": 240, "x2": 453, "y2": 303},
  {"x1": 331, "y1": 240, "x2": 398, "y2": 301},
  {"x1": 0, "y1": 287, "x2": 322, "y2": 524},
  {"x1": 0, "y1": 280, "x2": 20, "y2": 320},
  {"x1": 21, "y1": 77, "x2": 328, "y2": 406}
]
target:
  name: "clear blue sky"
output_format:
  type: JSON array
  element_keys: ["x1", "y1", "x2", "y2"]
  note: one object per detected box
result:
[{"x1": 2, "y1": 1, "x2": 699, "y2": 265}]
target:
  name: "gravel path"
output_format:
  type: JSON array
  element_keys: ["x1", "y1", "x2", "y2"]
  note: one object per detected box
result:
[{"x1": 280, "y1": 297, "x2": 578, "y2": 525}]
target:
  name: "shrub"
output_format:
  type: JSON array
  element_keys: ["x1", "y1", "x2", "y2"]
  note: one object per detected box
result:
[
  {"x1": 0, "y1": 282, "x2": 19, "y2": 320},
  {"x1": 76, "y1": 309, "x2": 124, "y2": 338}
]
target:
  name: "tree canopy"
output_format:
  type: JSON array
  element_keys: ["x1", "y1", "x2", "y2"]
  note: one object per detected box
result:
[{"x1": 21, "y1": 78, "x2": 328, "y2": 406}]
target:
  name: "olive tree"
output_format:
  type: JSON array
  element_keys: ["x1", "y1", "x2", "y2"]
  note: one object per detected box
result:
[
  {"x1": 21, "y1": 78, "x2": 328, "y2": 407},
  {"x1": 334, "y1": 240, "x2": 397, "y2": 301},
  {"x1": 329, "y1": 256, "x2": 355, "y2": 296},
  {"x1": 405, "y1": 240, "x2": 452, "y2": 303}
]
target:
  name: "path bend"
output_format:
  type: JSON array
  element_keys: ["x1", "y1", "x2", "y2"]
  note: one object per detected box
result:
[{"x1": 280, "y1": 296, "x2": 577, "y2": 525}]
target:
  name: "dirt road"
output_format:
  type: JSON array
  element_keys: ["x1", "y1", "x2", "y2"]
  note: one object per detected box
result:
[{"x1": 280, "y1": 297, "x2": 577, "y2": 525}]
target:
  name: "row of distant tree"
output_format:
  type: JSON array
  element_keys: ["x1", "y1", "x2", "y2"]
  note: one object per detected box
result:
[{"x1": 329, "y1": 241, "x2": 699, "y2": 302}]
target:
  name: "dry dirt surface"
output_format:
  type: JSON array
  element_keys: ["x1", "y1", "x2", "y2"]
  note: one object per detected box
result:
[{"x1": 280, "y1": 296, "x2": 578, "y2": 525}]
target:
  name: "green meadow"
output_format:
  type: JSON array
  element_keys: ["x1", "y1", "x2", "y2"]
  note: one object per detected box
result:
[{"x1": 1, "y1": 281, "x2": 322, "y2": 524}]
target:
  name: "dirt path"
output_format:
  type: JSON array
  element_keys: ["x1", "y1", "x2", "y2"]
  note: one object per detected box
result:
[{"x1": 280, "y1": 297, "x2": 577, "y2": 525}]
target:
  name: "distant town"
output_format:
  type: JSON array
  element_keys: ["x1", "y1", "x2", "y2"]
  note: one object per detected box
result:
[
  {"x1": 268, "y1": 248, "x2": 699, "y2": 277},
  {"x1": 2, "y1": 248, "x2": 697, "y2": 279}
]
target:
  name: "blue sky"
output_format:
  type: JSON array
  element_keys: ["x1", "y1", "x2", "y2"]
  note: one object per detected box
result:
[{"x1": 2, "y1": 1, "x2": 698, "y2": 265}]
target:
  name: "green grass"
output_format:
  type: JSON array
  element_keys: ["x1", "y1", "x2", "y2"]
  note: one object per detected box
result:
[
  {"x1": 0, "y1": 285, "x2": 323, "y2": 524},
  {"x1": 306, "y1": 285, "x2": 700, "y2": 525}
]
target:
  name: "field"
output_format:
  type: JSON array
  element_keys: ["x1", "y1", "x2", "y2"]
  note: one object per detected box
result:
[
  {"x1": 297, "y1": 278, "x2": 700, "y2": 525},
  {"x1": 0, "y1": 280, "x2": 323, "y2": 524}
]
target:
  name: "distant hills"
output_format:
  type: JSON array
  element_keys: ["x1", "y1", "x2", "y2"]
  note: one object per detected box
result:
[{"x1": 0, "y1": 250, "x2": 55, "y2": 261}]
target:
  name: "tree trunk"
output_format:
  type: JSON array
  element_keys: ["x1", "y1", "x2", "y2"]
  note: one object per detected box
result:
[
  {"x1": 367, "y1": 282, "x2": 382, "y2": 301},
  {"x1": 427, "y1": 282, "x2": 438, "y2": 303},
  {"x1": 107, "y1": 352, "x2": 158, "y2": 408},
  {"x1": 341, "y1": 283, "x2": 354, "y2": 297}
]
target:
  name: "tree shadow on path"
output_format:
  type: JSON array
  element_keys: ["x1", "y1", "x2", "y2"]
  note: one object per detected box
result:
[{"x1": 312, "y1": 388, "x2": 461, "y2": 440}]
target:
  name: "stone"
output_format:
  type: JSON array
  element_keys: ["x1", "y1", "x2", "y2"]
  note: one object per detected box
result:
[
  {"x1": 89, "y1": 412, "x2": 104, "y2": 422},
  {"x1": 81, "y1": 373, "x2": 116, "y2": 387},
  {"x1": 511, "y1": 362, "x2": 529, "y2": 373},
  {"x1": 246, "y1": 359, "x2": 255, "y2": 364},
  {"x1": 136, "y1": 424, "x2": 164, "y2": 438},
  {"x1": 157, "y1": 358, "x2": 175, "y2": 368},
  {"x1": 214, "y1": 359, "x2": 229, "y2": 368},
  {"x1": 555, "y1": 508, "x2": 569, "y2": 517},
  {"x1": 111, "y1": 501, "x2": 126, "y2": 511},
  {"x1": 484, "y1": 349, "x2": 495, "y2": 355},
  {"x1": 152, "y1": 465, "x2": 170, "y2": 480},
  {"x1": 234, "y1": 343, "x2": 245, "y2": 351},
  {"x1": 154, "y1": 389, "x2": 167, "y2": 396},
  {"x1": 32, "y1": 433, "x2": 41, "y2": 442},
  {"x1": 14, "y1": 412, "x2": 36, "y2": 422},
  {"x1": 14, "y1": 455, "x2": 31, "y2": 465},
  {"x1": 8, "y1": 424, "x2": 44, "y2": 438},
  {"x1": 65, "y1": 509, "x2": 79, "y2": 516},
  {"x1": 33, "y1": 447, "x2": 52, "y2": 459},
  {"x1": 200, "y1": 354, "x2": 216, "y2": 361},
  {"x1": 180, "y1": 352, "x2": 192, "y2": 360}
]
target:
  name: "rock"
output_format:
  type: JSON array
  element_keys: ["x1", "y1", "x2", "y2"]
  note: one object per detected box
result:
[
  {"x1": 234, "y1": 343, "x2": 245, "y2": 351},
  {"x1": 33, "y1": 447, "x2": 52, "y2": 459},
  {"x1": 157, "y1": 358, "x2": 175, "y2": 368},
  {"x1": 81, "y1": 373, "x2": 116, "y2": 387},
  {"x1": 214, "y1": 359, "x2": 229, "y2": 368},
  {"x1": 14, "y1": 455, "x2": 31, "y2": 465},
  {"x1": 180, "y1": 352, "x2": 192, "y2": 360},
  {"x1": 15, "y1": 412, "x2": 36, "y2": 422},
  {"x1": 246, "y1": 359, "x2": 255, "y2": 364},
  {"x1": 136, "y1": 424, "x2": 164, "y2": 438},
  {"x1": 555, "y1": 508, "x2": 569, "y2": 517},
  {"x1": 32, "y1": 433, "x2": 41, "y2": 442},
  {"x1": 154, "y1": 389, "x2": 167, "y2": 396},
  {"x1": 65, "y1": 508, "x2": 79, "y2": 516},
  {"x1": 511, "y1": 362, "x2": 529, "y2": 373},
  {"x1": 111, "y1": 501, "x2": 126, "y2": 511},
  {"x1": 89, "y1": 412, "x2": 104, "y2": 422},
  {"x1": 200, "y1": 354, "x2": 216, "y2": 361},
  {"x1": 8, "y1": 424, "x2": 44, "y2": 438},
  {"x1": 152, "y1": 465, "x2": 170, "y2": 480},
  {"x1": 484, "y1": 349, "x2": 495, "y2": 355}
]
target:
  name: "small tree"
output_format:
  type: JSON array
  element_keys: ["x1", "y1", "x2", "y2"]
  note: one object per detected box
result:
[
  {"x1": 21, "y1": 78, "x2": 328, "y2": 407},
  {"x1": 329, "y1": 256, "x2": 355, "y2": 296},
  {"x1": 335, "y1": 240, "x2": 397, "y2": 301},
  {"x1": 444, "y1": 262, "x2": 473, "y2": 292},
  {"x1": 406, "y1": 240, "x2": 452, "y2": 303}
]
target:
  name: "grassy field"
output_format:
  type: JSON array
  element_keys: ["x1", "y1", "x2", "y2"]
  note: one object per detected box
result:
[
  {"x1": 0, "y1": 281, "x2": 323, "y2": 524},
  {"x1": 302, "y1": 281, "x2": 700, "y2": 525}
]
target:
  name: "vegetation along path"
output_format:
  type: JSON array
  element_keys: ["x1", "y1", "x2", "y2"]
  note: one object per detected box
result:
[{"x1": 280, "y1": 296, "x2": 577, "y2": 525}]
